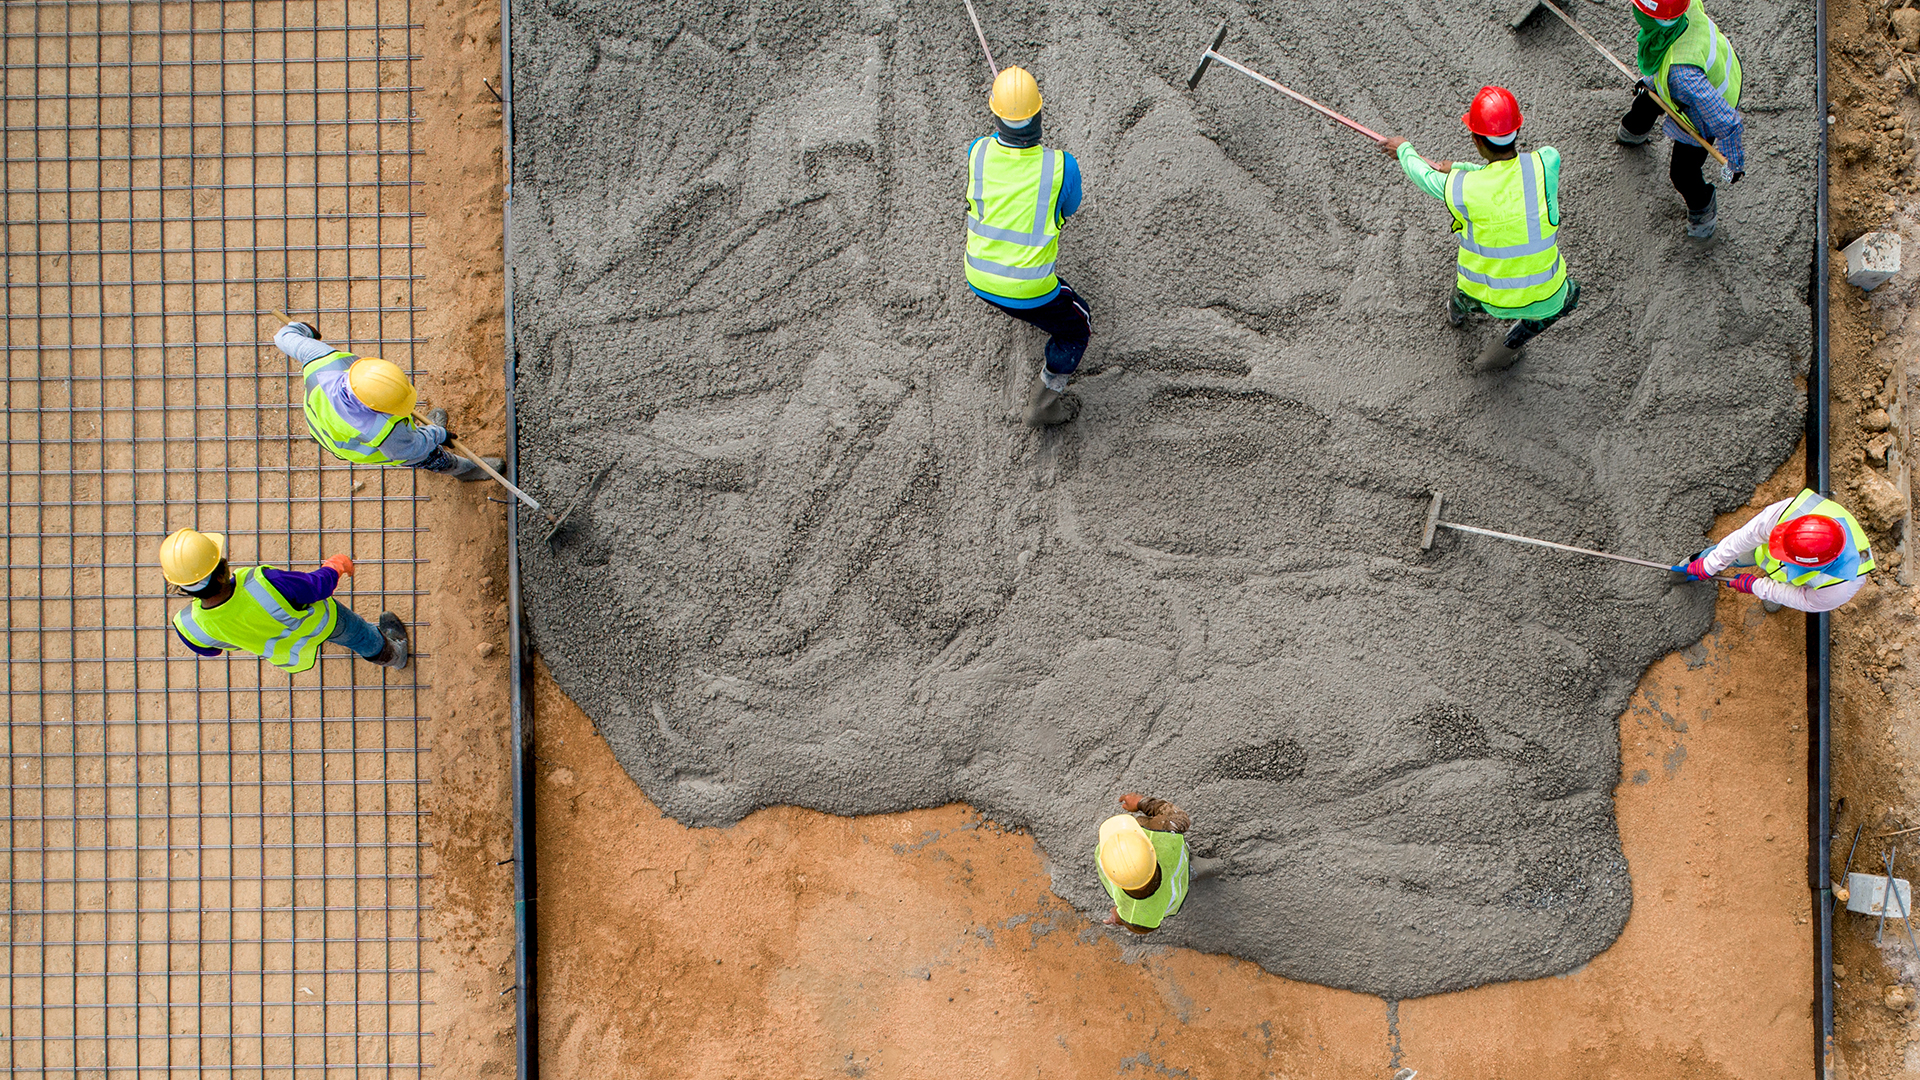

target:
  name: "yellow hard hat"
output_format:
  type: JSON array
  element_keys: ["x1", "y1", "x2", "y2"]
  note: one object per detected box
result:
[
  {"x1": 990, "y1": 66, "x2": 1042, "y2": 122},
  {"x1": 159, "y1": 528, "x2": 226, "y2": 586},
  {"x1": 346, "y1": 357, "x2": 418, "y2": 417},
  {"x1": 1097, "y1": 815, "x2": 1156, "y2": 891}
]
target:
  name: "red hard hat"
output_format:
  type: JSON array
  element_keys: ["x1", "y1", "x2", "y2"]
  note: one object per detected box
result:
[
  {"x1": 1632, "y1": 0, "x2": 1692, "y2": 19},
  {"x1": 1461, "y1": 86, "x2": 1523, "y2": 139},
  {"x1": 1769, "y1": 514, "x2": 1848, "y2": 567}
]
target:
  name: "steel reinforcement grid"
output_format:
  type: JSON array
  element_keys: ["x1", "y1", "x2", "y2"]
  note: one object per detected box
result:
[{"x1": 2, "y1": 2, "x2": 432, "y2": 1076}]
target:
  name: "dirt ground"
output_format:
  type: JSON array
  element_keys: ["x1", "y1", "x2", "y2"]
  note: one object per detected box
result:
[{"x1": 416, "y1": 0, "x2": 1918, "y2": 1078}]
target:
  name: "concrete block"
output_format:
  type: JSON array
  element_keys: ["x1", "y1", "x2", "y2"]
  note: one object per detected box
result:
[
  {"x1": 1847, "y1": 872, "x2": 1913, "y2": 916},
  {"x1": 1844, "y1": 231, "x2": 1902, "y2": 291}
]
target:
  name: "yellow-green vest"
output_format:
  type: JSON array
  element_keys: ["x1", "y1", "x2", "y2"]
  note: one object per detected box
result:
[
  {"x1": 1655, "y1": 4, "x2": 1741, "y2": 114},
  {"x1": 963, "y1": 138, "x2": 1065, "y2": 301},
  {"x1": 1754, "y1": 489, "x2": 1874, "y2": 589},
  {"x1": 173, "y1": 565, "x2": 339, "y2": 674},
  {"x1": 1095, "y1": 829, "x2": 1190, "y2": 930},
  {"x1": 1446, "y1": 151, "x2": 1568, "y2": 309},
  {"x1": 303, "y1": 350, "x2": 407, "y2": 465}
]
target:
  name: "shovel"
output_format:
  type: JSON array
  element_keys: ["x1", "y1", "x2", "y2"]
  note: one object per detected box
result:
[{"x1": 1420, "y1": 491, "x2": 1734, "y2": 580}]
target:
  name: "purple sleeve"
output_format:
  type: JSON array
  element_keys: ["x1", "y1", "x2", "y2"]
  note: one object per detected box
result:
[
  {"x1": 175, "y1": 628, "x2": 224, "y2": 657},
  {"x1": 260, "y1": 565, "x2": 340, "y2": 607}
]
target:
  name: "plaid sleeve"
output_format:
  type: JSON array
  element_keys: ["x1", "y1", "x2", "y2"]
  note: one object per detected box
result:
[{"x1": 1664, "y1": 65, "x2": 1746, "y2": 174}]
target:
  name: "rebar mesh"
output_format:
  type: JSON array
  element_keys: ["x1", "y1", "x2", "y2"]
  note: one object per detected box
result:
[{"x1": 4, "y1": 2, "x2": 432, "y2": 1076}]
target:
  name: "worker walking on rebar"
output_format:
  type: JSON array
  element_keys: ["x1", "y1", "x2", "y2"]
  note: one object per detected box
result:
[
  {"x1": 1672, "y1": 489, "x2": 1874, "y2": 613},
  {"x1": 1615, "y1": 0, "x2": 1745, "y2": 239},
  {"x1": 273, "y1": 320, "x2": 501, "y2": 479},
  {"x1": 1096, "y1": 792, "x2": 1220, "y2": 934},
  {"x1": 162, "y1": 528, "x2": 411, "y2": 672},
  {"x1": 964, "y1": 66, "x2": 1090, "y2": 428},
  {"x1": 1382, "y1": 86, "x2": 1581, "y2": 372}
]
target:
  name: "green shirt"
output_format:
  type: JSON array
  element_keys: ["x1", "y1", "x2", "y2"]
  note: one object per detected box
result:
[{"x1": 1397, "y1": 142, "x2": 1570, "y2": 320}]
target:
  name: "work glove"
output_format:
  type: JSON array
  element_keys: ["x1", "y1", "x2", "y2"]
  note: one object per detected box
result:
[
  {"x1": 288, "y1": 321, "x2": 319, "y2": 338},
  {"x1": 1118, "y1": 792, "x2": 1144, "y2": 813},
  {"x1": 1671, "y1": 557, "x2": 1712, "y2": 581},
  {"x1": 1720, "y1": 163, "x2": 1744, "y2": 184},
  {"x1": 321, "y1": 554, "x2": 355, "y2": 577},
  {"x1": 1720, "y1": 573, "x2": 1758, "y2": 594}
]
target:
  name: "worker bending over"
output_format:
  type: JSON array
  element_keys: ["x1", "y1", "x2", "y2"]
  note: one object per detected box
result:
[
  {"x1": 274, "y1": 321, "x2": 501, "y2": 479},
  {"x1": 162, "y1": 528, "x2": 411, "y2": 673},
  {"x1": 964, "y1": 67, "x2": 1090, "y2": 428},
  {"x1": 1672, "y1": 489, "x2": 1874, "y2": 613},
  {"x1": 1617, "y1": 0, "x2": 1745, "y2": 239},
  {"x1": 1383, "y1": 87, "x2": 1580, "y2": 372},
  {"x1": 1096, "y1": 792, "x2": 1219, "y2": 934}
]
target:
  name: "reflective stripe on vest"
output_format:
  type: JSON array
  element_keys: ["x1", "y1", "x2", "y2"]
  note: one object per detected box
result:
[
  {"x1": 1656, "y1": 4, "x2": 1742, "y2": 113},
  {"x1": 1096, "y1": 829, "x2": 1190, "y2": 930},
  {"x1": 302, "y1": 351, "x2": 407, "y2": 465},
  {"x1": 173, "y1": 565, "x2": 339, "y2": 673},
  {"x1": 963, "y1": 138, "x2": 1065, "y2": 300},
  {"x1": 1446, "y1": 151, "x2": 1568, "y2": 307},
  {"x1": 1754, "y1": 489, "x2": 1875, "y2": 589}
]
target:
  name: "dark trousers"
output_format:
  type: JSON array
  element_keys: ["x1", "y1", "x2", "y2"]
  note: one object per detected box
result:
[
  {"x1": 417, "y1": 446, "x2": 463, "y2": 473},
  {"x1": 1622, "y1": 89, "x2": 1715, "y2": 213},
  {"x1": 1452, "y1": 278, "x2": 1582, "y2": 349},
  {"x1": 976, "y1": 280, "x2": 1092, "y2": 378}
]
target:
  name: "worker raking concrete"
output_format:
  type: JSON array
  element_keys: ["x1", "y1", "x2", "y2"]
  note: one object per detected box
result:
[
  {"x1": 964, "y1": 67, "x2": 1089, "y2": 428},
  {"x1": 273, "y1": 320, "x2": 501, "y2": 479},
  {"x1": 1096, "y1": 792, "x2": 1220, "y2": 934},
  {"x1": 1383, "y1": 87, "x2": 1581, "y2": 371},
  {"x1": 1671, "y1": 489, "x2": 1875, "y2": 612},
  {"x1": 1615, "y1": 0, "x2": 1746, "y2": 239},
  {"x1": 161, "y1": 528, "x2": 411, "y2": 673}
]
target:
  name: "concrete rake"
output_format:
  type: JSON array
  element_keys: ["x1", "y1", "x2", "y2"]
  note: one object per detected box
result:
[{"x1": 1420, "y1": 491, "x2": 1732, "y2": 580}]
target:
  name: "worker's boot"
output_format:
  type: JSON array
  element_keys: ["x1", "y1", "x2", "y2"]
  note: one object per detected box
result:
[
  {"x1": 373, "y1": 612, "x2": 410, "y2": 671},
  {"x1": 1024, "y1": 378, "x2": 1079, "y2": 428},
  {"x1": 1445, "y1": 292, "x2": 1468, "y2": 329},
  {"x1": 428, "y1": 407, "x2": 449, "y2": 427},
  {"x1": 1761, "y1": 599, "x2": 1784, "y2": 614},
  {"x1": 1473, "y1": 332, "x2": 1522, "y2": 372},
  {"x1": 1685, "y1": 190, "x2": 1718, "y2": 239},
  {"x1": 1615, "y1": 122, "x2": 1652, "y2": 146},
  {"x1": 444, "y1": 454, "x2": 504, "y2": 481}
]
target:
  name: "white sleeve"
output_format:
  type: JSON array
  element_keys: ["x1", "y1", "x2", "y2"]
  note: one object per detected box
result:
[
  {"x1": 1701, "y1": 498, "x2": 1792, "y2": 575},
  {"x1": 1749, "y1": 574, "x2": 1863, "y2": 613},
  {"x1": 273, "y1": 322, "x2": 340, "y2": 364}
]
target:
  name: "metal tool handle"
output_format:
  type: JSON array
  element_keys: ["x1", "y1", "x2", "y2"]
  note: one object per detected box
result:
[
  {"x1": 1437, "y1": 519, "x2": 1735, "y2": 580},
  {"x1": 1200, "y1": 50, "x2": 1387, "y2": 144},
  {"x1": 961, "y1": 0, "x2": 998, "y2": 76},
  {"x1": 1534, "y1": 0, "x2": 1730, "y2": 167}
]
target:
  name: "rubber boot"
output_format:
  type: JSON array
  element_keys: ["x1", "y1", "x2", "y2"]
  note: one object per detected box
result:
[
  {"x1": 1024, "y1": 379, "x2": 1079, "y2": 428},
  {"x1": 1615, "y1": 122, "x2": 1652, "y2": 146},
  {"x1": 1445, "y1": 292, "x2": 1467, "y2": 329},
  {"x1": 373, "y1": 612, "x2": 410, "y2": 670},
  {"x1": 444, "y1": 455, "x2": 505, "y2": 482},
  {"x1": 1685, "y1": 189, "x2": 1718, "y2": 239},
  {"x1": 1473, "y1": 334, "x2": 1521, "y2": 372}
]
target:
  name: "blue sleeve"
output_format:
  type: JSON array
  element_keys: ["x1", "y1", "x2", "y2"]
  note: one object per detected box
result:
[
  {"x1": 175, "y1": 628, "x2": 223, "y2": 657},
  {"x1": 260, "y1": 566, "x2": 340, "y2": 607},
  {"x1": 1057, "y1": 152, "x2": 1082, "y2": 220},
  {"x1": 373, "y1": 419, "x2": 440, "y2": 465},
  {"x1": 1667, "y1": 66, "x2": 1746, "y2": 174},
  {"x1": 273, "y1": 323, "x2": 339, "y2": 364}
]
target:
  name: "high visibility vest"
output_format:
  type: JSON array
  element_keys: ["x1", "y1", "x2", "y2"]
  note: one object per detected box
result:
[
  {"x1": 963, "y1": 137, "x2": 1065, "y2": 301},
  {"x1": 1446, "y1": 151, "x2": 1568, "y2": 309},
  {"x1": 1754, "y1": 489, "x2": 1874, "y2": 589},
  {"x1": 173, "y1": 565, "x2": 340, "y2": 674},
  {"x1": 1095, "y1": 829, "x2": 1190, "y2": 930},
  {"x1": 1655, "y1": 3, "x2": 1742, "y2": 113},
  {"x1": 302, "y1": 350, "x2": 407, "y2": 465}
]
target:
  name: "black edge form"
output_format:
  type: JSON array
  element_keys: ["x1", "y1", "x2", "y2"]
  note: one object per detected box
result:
[
  {"x1": 1811, "y1": 0, "x2": 1834, "y2": 1070},
  {"x1": 500, "y1": 0, "x2": 538, "y2": 1074}
]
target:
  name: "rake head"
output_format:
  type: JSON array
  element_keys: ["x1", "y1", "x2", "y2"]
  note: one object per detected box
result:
[
  {"x1": 1187, "y1": 20, "x2": 1230, "y2": 90},
  {"x1": 1420, "y1": 492, "x2": 1445, "y2": 551}
]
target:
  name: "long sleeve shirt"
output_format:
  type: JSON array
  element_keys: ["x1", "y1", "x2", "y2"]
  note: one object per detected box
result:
[
  {"x1": 272, "y1": 323, "x2": 446, "y2": 464},
  {"x1": 174, "y1": 565, "x2": 342, "y2": 656},
  {"x1": 1661, "y1": 65, "x2": 1746, "y2": 174},
  {"x1": 964, "y1": 135, "x2": 1082, "y2": 309},
  {"x1": 1395, "y1": 142, "x2": 1571, "y2": 320},
  {"x1": 1700, "y1": 498, "x2": 1866, "y2": 613}
]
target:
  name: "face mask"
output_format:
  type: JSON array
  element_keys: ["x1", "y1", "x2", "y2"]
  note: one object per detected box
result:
[{"x1": 1655, "y1": 15, "x2": 1680, "y2": 24}]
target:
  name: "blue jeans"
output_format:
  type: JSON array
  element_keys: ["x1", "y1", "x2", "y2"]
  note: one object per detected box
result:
[
  {"x1": 417, "y1": 446, "x2": 462, "y2": 473},
  {"x1": 976, "y1": 280, "x2": 1093, "y2": 379},
  {"x1": 327, "y1": 604, "x2": 386, "y2": 659}
]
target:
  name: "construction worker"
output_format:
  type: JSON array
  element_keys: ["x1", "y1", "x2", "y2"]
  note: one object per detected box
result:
[
  {"x1": 1672, "y1": 489, "x2": 1875, "y2": 613},
  {"x1": 1096, "y1": 792, "x2": 1217, "y2": 934},
  {"x1": 273, "y1": 321, "x2": 501, "y2": 479},
  {"x1": 1382, "y1": 86, "x2": 1581, "y2": 372},
  {"x1": 1616, "y1": 0, "x2": 1745, "y2": 239},
  {"x1": 965, "y1": 66, "x2": 1089, "y2": 428},
  {"x1": 161, "y1": 527, "x2": 410, "y2": 672}
]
